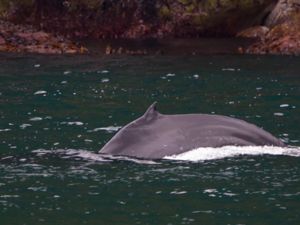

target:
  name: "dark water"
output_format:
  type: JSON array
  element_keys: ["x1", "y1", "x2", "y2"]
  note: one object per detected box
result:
[{"x1": 0, "y1": 51, "x2": 300, "y2": 225}]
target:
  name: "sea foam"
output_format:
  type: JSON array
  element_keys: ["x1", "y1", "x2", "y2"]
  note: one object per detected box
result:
[{"x1": 164, "y1": 145, "x2": 300, "y2": 161}]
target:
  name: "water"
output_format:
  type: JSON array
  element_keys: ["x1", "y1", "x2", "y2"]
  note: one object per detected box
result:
[{"x1": 0, "y1": 51, "x2": 300, "y2": 225}]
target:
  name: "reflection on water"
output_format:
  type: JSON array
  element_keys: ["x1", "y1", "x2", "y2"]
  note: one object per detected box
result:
[{"x1": 0, "y1": 51, "x2": 300, "y2": 225}]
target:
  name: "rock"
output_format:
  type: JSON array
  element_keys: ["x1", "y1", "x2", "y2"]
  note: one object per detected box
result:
[
  {"x1": 0, "y1": 36, "x2": 5, "y2": 45},
  {"x1": 0, "y1": 20, "x2": 88, "y2": 54},
  {"x1": 32, "y1": 31, "x2": 50, "y2": 42},
  {"x1": 152, "y1": 0, "x2": 276, "y2": 37},
  {"x1": 64, "y1": 49, "x2": 77, "y2": 54},
  {"x1": 15, "y1": 32, "x2": 33, "y2": 42},
  {"x1": 105, "y1": 45, "x2": 112, "y2": 55},
  {"x1": 25, "y1": 45, "x2": 62, "y2": 54},
  {"x1": 245, "y1": 13, "x2": 300, "y2": 55},
  {"x1": 265, "y1": 0, "x2": 300, "y2": 27},
  {"x1": 79, "y1": 46, "x2": 88, "y2": 53},
  {"x1": 4, "y1": 0, "x2": 277, "y2": 39},
  {"x1": 117, "y1": 47, "x2": 123, "y2": 54},
  {"x1": 237, "y1": 26, "x2": 270, "y2": 40}
]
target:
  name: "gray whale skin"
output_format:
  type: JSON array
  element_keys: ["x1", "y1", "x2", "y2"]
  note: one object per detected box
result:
[{"x1": 100, "y1": 102, "x2": 285, "y2": 159}]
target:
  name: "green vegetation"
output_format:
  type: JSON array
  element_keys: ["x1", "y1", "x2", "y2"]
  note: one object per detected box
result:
[
  {"x1": 159, "y1": 5, "x2": 172, "y2": 20},
  {"x1": 0, "y1": 0, "x2": 286, "y2": 38}
]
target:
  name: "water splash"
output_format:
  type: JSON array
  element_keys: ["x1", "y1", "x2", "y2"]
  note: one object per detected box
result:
[
  {"x1": 164, "y1": 146, "x2": 300, "y2": 161},
  {"x1": 31, "y1": 149, "x2": 158, "y2": 165},
  {"x1": 34, "y1": 90, "x2": 47, "y2": 95},
  {"x1": 30, "y1": 146, "x2": 300, "y2": 164},
  {"x1": 87, "y1": 126, "x2": 122, "y2": 133}
]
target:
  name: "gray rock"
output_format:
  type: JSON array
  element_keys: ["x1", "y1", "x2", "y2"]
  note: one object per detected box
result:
[
  {"x1": 265, "y1": 0, "x2": 300, "y2": 27},
  {"x1": 237, "y1": 26, "x2": 270, "y2": 40},
  {"x1": 32, "y1": 31, "x2": 50, "y2": 42}
]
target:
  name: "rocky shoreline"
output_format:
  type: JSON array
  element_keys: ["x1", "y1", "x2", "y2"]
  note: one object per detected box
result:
[
  {"x1": 238, "y1": 0, "x2": 300, "y2": 56},
  {"x1": 0, "y1": 0, "x2": 299, "y2": 56},
  {"x1": 243, "y1": 16, "x2": 300, "y2": 55},
  {"x1": 0, "y1": 20, "x2": 88, "y2": 54}
]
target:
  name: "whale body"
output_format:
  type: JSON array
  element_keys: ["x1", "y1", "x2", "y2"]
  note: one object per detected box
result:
[{"x1": 99, "y1": 102, "x2": 285, "y2": 159}]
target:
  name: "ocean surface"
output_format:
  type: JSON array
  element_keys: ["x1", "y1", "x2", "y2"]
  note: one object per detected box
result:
[{"x1": 0, "y1": 50, "x2": 300, "y2": 225}]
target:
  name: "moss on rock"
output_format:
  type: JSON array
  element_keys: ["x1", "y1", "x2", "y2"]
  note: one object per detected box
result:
[{"x1": 159, "y1": 5, "x2": 172, "y2": 20}]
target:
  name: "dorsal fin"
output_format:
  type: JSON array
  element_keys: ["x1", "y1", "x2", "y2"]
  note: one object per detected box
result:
[{"x1": 143, "y1": 102, "x2": 159, "y2": 122}]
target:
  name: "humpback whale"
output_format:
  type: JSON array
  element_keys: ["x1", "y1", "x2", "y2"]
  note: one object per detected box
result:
[{"x1": 100, "y1": 102, "x2": 285, "y2": 159}]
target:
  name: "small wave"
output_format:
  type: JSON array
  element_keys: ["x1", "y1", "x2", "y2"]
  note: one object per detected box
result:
[
  {"x1": 34, "y1": 90, "x2": 47, "y2": 95},
  {"x1": 32, "y1": 149, "x2": 158, "y2": 165},
  {"x1": 0, "y1": 128, "x2": 11, "y2": 132},
  {"x1": 20, "y1": 123, "x2": 32, "y2": 129},
  {"x1": 101, "y1": 78, "x2": 110, "y2": 83},
  {"x1": 29, "y1": 117, "x2": 43, "y2": 122},
  {"x1": 31, "y1": 146, "x2": 300, "y2": 164},
  {"x1": 60, "y1": 121, "x2": 84, "y2": 126},
  {"x1": 32, "y1": 149, "x2": 110, "y2": 162},
  {"x1": 164, "y1": 146, "x2": 300, "y2": 161},
  {"x1": 221, "y1": 68, "x2": 240, "y2": 72},
  {"x1": 87, "y1": 126, "x2": 122, "y2": 133}
]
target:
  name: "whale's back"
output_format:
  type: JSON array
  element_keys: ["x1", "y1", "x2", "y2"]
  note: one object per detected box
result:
[{"x1": 100, "y1": 103, "x2": 285, "y2": 159}]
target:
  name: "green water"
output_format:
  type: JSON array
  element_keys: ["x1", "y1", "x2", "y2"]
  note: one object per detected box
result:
[{"x1": 0, "y1": 52, "x2": 300, "y2": 225}]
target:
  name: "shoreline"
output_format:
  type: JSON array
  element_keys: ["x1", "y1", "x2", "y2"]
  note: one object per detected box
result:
[
  {"x1": 0, "y1": 20, "x2": 253, "y2": 56},
  {"x1": 0, "y1": 20, "x2": 88, "y2": 54},
  {"x1": 0, "y1": 1, "x2": 299, "y2": 56},
  {"x1": 0, "y1": 19, "x2": 299, "y2": 56},
  {"x1": 82, "y1": 37, "x2": 256, "y2": 56}
]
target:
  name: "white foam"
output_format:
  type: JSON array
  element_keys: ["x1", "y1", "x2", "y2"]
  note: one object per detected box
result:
[
  {"x1": 101, "y1": 78, "x2": 110, "y2": 83},
  {"x1": 63, "y1": 70, "x2": 72, "y2": 75},
  {"x1": 166, "y1": 73, "x2": 176, "y2": 77},
  {"x1": 20, "y1": 124, "x2": 32, "y2": 129},
  {"x1": 34, "y1": 90, "x2": 47, "y2": 95},
  {"x1": 164, "y1": 146, "x2": 300, "y2": 161},
  {"x1": 29, "y1": 117, "x2": 43, "y2": 121},
  {"x1": 221, "y1": 68, "x2": 240, "y2": 72},
  {"x1": 280, "y1": 104, "x2": 289, "y2": 108},
  {"x1": 0, "y1": 129, "x2": 11, "y2": 132},
  {"x1": 99, "y1": 70, "x2": 109, "y2": 74},
  {"x1": 88, "y1": 126, "x2": 122, "y2": 133},
  {"x1": 60, "y1": 121, "x2": 84, "y2": 126}
]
